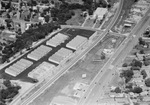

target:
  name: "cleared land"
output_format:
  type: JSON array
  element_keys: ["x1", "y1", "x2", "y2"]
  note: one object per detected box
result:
[{"x1": 29, "y1": 33, "x2": 126, "y2": 105}]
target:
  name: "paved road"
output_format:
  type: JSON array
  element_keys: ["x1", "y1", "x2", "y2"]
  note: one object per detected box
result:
[
  {"x1": 12, "y1": 0, "x2": 123, "y2": 105},
  {"x1": 79, "y1": 7, "x2": 150, "y2": 105},
  {"x1": 78, "y1": 0, "x2": 124, "y2": 104}
]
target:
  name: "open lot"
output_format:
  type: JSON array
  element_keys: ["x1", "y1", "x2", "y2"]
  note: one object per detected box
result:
[
  {"x1": 66, "y1": 9, "x2": 86, "y2": 26},
  {"x1": 28, "y1": 33, "x2": 126, "y2": 105},
  {"x1": 83, "y1": 18, "x2": 96, "y2": 28}
]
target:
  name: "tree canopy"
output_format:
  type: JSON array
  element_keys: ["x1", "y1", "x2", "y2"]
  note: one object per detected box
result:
[{"x1": 145, "y1": 78, "x2": 150, "y2": 87}]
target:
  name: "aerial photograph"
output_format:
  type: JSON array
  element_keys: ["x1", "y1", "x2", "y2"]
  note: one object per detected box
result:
[{"x1": 0, "y1": 0, "x2": 150, "y2": 105}]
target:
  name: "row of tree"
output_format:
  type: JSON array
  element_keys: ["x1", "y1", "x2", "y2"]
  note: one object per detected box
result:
[{"x1": 1, "y1": 22, "x2": 60, "y2": 63}]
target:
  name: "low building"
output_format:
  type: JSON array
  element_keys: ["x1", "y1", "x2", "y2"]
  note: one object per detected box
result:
[
  {"x1": 132, "y1": 8, "x2": 141, "y2": 13},
  {"x1": 124, "y1": 23, "x2": 132, "y2": 28},
  {"x1": 46, "y1": 33, "x2": 69, "y2": 47},
  {"x1": 5, "y1": 59, "x2": 33, "y2": 77},
  {"x1": 49, "y1": 47, "x2": 73, "y2": 64},
  {"x1": 28, "y1": 62, "x2": 56, "y2": 81},
  {"x1": 73, "y1": 82, "x2": 88, "y2": 90},
  {"x1": 92, "y1": 7, "x2": 108, "y2": 20},
  {"x1": 66, "y1": 35, "x2": 88, "y2": 51},
  {"x1": 27, "y1": 45, "x2": 52, "y2": 61},
  {"x1": 102, "y1": 48, "x2": 114, "y2": 56}
]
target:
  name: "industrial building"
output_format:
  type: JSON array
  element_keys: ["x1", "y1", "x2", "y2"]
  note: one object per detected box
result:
[
  {"x1": 49, "y1": 47, "x2": 73, "y2": 64},
  {"x1": 92, "y1": 7, "x2": 108, "y2": 20},
  {"x1": 27, "y1": 45, "x2": 52, "y2": 61},
  {"x1": 66, "y1": 35, "x2": 88, "y2": 50},
  {"x1": 46, "y1": 33, "x2": 69, "y2": 47},
  {"x1": 28, "y1": 62, "x2": 56, "y2": 81},
  {"x1": 5, "y1": 59, "x2": 33, "y2": 77}
]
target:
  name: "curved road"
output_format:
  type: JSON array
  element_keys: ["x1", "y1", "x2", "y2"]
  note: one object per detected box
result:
[{"x1": 10, "y1": 0, "x2": 124, "y2": 105}]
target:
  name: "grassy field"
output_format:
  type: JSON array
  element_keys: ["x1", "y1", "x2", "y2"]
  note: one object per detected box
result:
[{"x1": 66, "y1": 9, "x2": 86, "y2": 26}]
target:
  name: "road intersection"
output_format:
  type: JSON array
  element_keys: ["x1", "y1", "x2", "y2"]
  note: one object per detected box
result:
[
  {"x1": 79, "y1": 6, "x2": 150, "y2": 105},
  {"x1": 11, "y1": 0, "x2": 124, "y2": 105}
]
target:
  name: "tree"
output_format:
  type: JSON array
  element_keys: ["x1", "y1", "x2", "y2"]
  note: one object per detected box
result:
[
  {"x1": 44, "y1": 15, "x2": 50, "y2": 23},
  {"x1": 143, "y1": 60, "x2": 150, "y2": 66},
  {"x1": 125, "y1": 83, "x2": 133, "y2": 89},
  {"x1": 114, "y1": 87, "x2": 121, "y2": 93},
  {"x1": 3, "y1": 80, "x2": 11, "y2": 88},
  {"x1": 139, "y1": 50, "x2": 144, "y2": 54},
  {"x1": 131, "y1": 59, "x2": 142, "y2": 68},
  {"x1": 145, "y1": 78, "x2": 150, "y2": 87},
  {"x1": 121, "y1": 70, "x2": 134, "y2": 83},
  {"x1": 131, "y1": 66, "x2": 140, "y2": 71},
  {"x1": 138, "y1": 37, "x2": 146, "y2": 45},
  {"x1": 132, "y1": 87, "x2": 142, "y2": 94},
  {"x1": 122, "y1": 63, "x2": 128, "y2": 67},
  {"x1": 141, "y1": 70, "x2": 147, "y2": 79},
  {"x1": 101, "y1": 54, "x2": 105, "y2": 60}
]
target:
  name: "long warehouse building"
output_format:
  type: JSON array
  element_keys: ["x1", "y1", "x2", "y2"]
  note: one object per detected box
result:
[
  {"x1": 66, "y1": 35, "x2": 88, "y2": 50},
  {"x1": 46, "y1": 33, "x2": 69, "y2": 47},
  {"x1": 28, "y1": 62, "x2": 56, "y2": 81},
  {"x1": 27, "y1": 45, "x2": 52, "y2": 61},
  {"x1": 5, "y1": 59, "x2": 33, "y2": 77},
  {"x1": 49, "y1": 47, "x2": 73, "y2": 64}
]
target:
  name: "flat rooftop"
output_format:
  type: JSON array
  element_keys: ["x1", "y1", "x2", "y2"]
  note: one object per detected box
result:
[
  {"x1": 0, "y1": 28, "x2": 95, "y2": 83},
  {"x1": 66, "y1": 35, "x2": 88, "y2": 50}
]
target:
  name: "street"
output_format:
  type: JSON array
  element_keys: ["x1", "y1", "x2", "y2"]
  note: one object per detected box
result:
[{"x1": 79, "y1": 6, "x2": 150, "y2": 105}]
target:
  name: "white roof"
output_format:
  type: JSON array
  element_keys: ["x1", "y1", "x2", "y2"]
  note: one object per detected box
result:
[
  {"x1": 5, "y1": 59, "x2": 33, "y2": 77},
  {"x1": 27, "y1": 45, "x2": 52, "y2": 61},
  {"x1": 66, "y1": 35, "x2": 87, "y2": 50},
  {"x1": 93, "y1": 7, "x2": 107, "y2": 19},
  {"x1": 49, "y1": 48, "x2": 73, "y2": 64},
  {"x1": 48, "y1": 54, "x2": 64, "y2": 64},
  {"x1": 46, "y1": 33, "x2": 68, "y2": 47},
  {"x1": 73, "y1": 82, "x2": 87, "y2": 90},
  {"x1": 28, "y1": 62, "x2": 55, "y2": 80},
  {"x1": 5, "y1": 68, "x2": 17, "y2": 77},
  {"x1": 56, "y1": 48, "x2": 73, "y2": 58}
]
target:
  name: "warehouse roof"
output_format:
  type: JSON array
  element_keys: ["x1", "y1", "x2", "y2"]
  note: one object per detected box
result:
[
  {"x1": 49, "y1": 54, "x2": 64, "y2": 64},
  {"x1": 66, "y1": 35, "x2": 87, "y2": 50},
  {"x1": 5, "y1": 59, "x2": 33, "y2": 77},
  {"x1": 28, "y1": 62, "x2": 56, "y2": 80},
  {"x1": 46, "y1": 33, "x2": 68, "y2": 47},
  {"x1": 56, "y1": 47, "x2": 73, "y2": 58},
  {"x1": 27, "y1": 45, "x2": 52, "y2": 61},
  {"x1": 49, "y1": 48, "x2": 73, "y2": 64}
]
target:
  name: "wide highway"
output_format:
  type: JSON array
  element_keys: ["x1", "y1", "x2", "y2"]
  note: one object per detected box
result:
[
  {"x1": 10, "y1": 0, "x2": 123, "y2": 105},
  {"x1": 79, "y1": 6, "x2": 150, "y2": 105}
]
